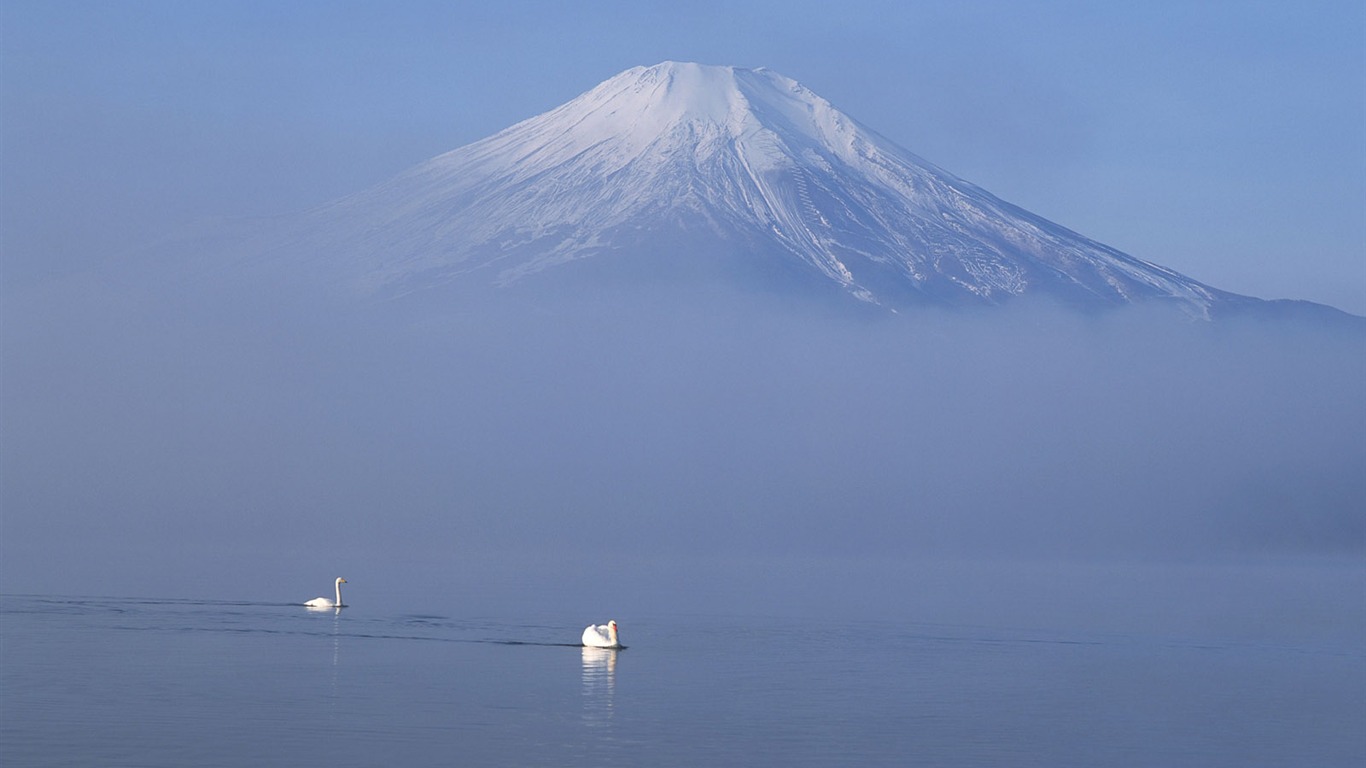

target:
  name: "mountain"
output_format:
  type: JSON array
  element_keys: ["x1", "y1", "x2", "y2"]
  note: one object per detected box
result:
[{"x1": 217, "y1": 61, "x2": 1349, "y2": 320}]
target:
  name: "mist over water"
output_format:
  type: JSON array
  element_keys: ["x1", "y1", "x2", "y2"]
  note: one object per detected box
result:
[{"x1": 3, "y1": 269, "x2": 1363, "y2": 621}]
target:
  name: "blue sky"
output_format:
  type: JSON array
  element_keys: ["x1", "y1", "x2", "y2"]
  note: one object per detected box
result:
[{"x1": 3, "y1": 0, "x2": 1363, "y2": 313}]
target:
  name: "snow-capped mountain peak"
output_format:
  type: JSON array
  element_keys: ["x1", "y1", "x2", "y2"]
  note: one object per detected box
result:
[{"x1": 266, "y1": 61, "x2": 1292, "y2": 317}]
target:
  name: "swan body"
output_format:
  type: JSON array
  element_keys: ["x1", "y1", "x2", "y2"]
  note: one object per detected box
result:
[
  {"x1": 582, "y1": 620, "x2": 621, "y2": 648},
  {"x1": 304, "y1": 577, "x2": 347, "y2": 608}
]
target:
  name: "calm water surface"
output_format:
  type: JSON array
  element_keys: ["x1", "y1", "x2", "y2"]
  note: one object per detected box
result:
[{"x1": 2, "y1": 582, "x2": 1363, "y2": 767}]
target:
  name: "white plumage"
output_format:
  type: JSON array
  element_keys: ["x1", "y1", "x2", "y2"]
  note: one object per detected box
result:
[
  {"x1": 581, "y1": 620, "x2": 621, "y2": 648},
  {"x1": 304, "y1": 577, "x2": 347, "y2": 609}
]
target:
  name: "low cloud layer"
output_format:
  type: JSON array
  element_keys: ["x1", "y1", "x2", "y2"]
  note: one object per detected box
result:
[{"x1": 3, "y1": 273, "x2": 1362, "y2": 610}]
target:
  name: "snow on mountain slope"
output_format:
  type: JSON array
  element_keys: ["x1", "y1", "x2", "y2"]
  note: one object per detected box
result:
[{"x1": 257, "y1": 62, "x2": 1272, "y2": 315}]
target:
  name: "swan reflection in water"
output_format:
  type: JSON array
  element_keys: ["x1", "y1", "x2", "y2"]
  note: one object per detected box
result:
[
  {"x1": 323, "y1": 606, "x2": 343, "y2": 721},
  {"x1": 581, "y1": 646, "x2": 618, "y2": 726}
]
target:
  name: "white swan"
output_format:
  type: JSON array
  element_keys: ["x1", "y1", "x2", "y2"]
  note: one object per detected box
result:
[
  {"x1": 304, "y1": 577, "x2": 347, "y2": 609},
  {"x1": 582, "y1": 620, "x2": 621, "y2": 648}
]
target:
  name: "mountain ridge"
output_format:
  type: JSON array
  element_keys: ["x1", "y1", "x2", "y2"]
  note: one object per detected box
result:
[{"x1": 191, "y1": 62, "x2": 1355, "y2": 322}]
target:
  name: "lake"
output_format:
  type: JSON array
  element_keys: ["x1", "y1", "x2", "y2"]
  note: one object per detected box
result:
[{"x1": 2, "y1": 559, "x2": 1363, "y2": 767}]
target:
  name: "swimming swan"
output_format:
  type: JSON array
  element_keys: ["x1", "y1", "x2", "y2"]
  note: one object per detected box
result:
[
  {"x1": 582, "y1": 620, "x2": 621, "y2": 648},
  {"x1": 304, "y1": 577, "x2": 347, "y2": 608}
]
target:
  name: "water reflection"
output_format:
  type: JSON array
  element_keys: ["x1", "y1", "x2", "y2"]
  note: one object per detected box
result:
[
  {"x1": 329, "y1": 611, "x2": 341, "y2": 666},
  {"x1": 326, "y1": 609, "x2": 342, "y2": 722},
  {"x1": 580, "y1": 646, "x2": 618, "y2": 727}
]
